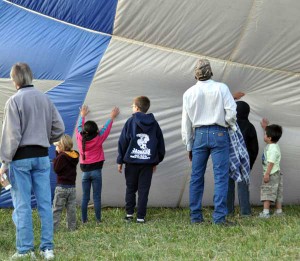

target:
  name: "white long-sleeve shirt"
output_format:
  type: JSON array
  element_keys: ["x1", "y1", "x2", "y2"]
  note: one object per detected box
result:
[{"x1": 182, "y1": 79, "x2": 236, "y2": 151}]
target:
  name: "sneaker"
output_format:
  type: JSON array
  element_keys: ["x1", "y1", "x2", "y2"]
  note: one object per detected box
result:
[
  {"x1": 259, "y1": 212, "x2": 270, "y2": 218},
  {"x1": 124, "y1": 215, "x2": 134, "y2": 222},
  {"x1": 40, "y1": 249, "x2": 54, "y2": 260},
  {"x1": 273, "y1": 212, "x2": 285, "y2": 217},
  {"x1": 11, "y1": 251, "x2": 36, "y2": 260},
  {"x1": 136, "y1": 218, "x2": 145, "y2": 224}
]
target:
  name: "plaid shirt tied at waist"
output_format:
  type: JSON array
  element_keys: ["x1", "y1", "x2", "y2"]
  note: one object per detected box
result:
[{"x1": 228, "y1": 124, "x2": 250, "y2": 184}]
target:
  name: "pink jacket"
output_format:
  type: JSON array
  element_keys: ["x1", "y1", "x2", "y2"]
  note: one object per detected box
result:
[{"x1": 76, "y1": 116, "x2": 113, "y2": 164}]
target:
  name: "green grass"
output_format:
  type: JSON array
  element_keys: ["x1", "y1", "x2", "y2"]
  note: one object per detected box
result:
[{"x1": 0, "y1": 206, "x2": 299, "y2": 260}]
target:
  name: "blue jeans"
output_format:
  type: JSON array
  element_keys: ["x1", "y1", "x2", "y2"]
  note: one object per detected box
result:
[
  {"x1": 81, "y1": 169, "x2": 102, "y2": 222},
  {"x1": 9, "y1": 157, "x2": 53, "y2": 254},
  {"x1": 227, "y1": 177, "x2": 251, "y2": 216},
  {"x1": 190, "y1": 125, "x2": 229, "y2": 224}
]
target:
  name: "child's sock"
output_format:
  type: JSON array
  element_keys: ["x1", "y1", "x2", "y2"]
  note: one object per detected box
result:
[
  {"x1": 126, "y1": 214, "x2": 133, "y2": 217},
  {"x1": 276, "y1": 209, "x2": 283, "y2": 214},
  {"x1": 263, "y1": 209, "x2": 270, "y2": 214}
]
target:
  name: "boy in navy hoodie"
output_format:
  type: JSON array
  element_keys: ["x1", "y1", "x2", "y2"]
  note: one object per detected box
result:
[{"x1": 117, "y1": 96, "x2": 165, "y2": 223}]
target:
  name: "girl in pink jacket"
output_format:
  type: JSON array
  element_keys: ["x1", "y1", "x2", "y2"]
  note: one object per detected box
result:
[{"x1": 76, "y1": 105, "x2": 119, "y2": 223}]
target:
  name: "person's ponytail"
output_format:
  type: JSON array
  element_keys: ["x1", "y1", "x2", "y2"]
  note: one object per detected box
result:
[
  {"x1": 81, "y1": 120, "x2": 99, "y2": 161},
  {"x1": 82, "y1": 132, "x2": 88, "y2": 160}
]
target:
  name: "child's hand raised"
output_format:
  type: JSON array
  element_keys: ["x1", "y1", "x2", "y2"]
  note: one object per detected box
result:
[
  {"x1": 111, "y1": 106, "x2": 120, "y2": 119},
  {"x1": 261, "y1": 118, "x2": 269, "y2": 130},
  {"x1": 80, "y1": 105, "x2": 89, "y2": 117}
]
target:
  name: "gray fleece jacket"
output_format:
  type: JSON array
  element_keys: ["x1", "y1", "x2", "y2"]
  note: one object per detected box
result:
[{"x1": 0, "y1": 86, "x2": 65, "y2": 171}]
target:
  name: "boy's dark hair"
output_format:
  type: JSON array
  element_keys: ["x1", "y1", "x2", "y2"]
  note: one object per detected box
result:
[
  {"x1": 265, "y1": 124, "x2": 282, "y2": 143},
  {"x1": 81, "y1": 121, "x2": 98, "y2": 160},
  {"x1": 134, "y1": 96, "x2": 150, "y2": 113}
]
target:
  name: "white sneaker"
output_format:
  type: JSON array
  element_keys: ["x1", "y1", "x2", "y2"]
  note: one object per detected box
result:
[
  {"x1": 40, "y1": 249, "x2": 54, "y2": 260},
  {"x1": 259, "y1": 212, "x2": 270, "y2": 218},
  {"x1": 11, "y1": 251, "x2": 36, "y2": 260},
  {"x1": 273, "y1": 212, "x2": 285, "y2": 217},
  {"x1": 136, "y1": 218, "x2": 145, "y2": 223}
]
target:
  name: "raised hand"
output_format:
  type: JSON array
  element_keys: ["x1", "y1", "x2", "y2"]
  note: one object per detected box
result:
[
  {"x1": 111, "y1": 106, "x2": 120, "y2": 119},
  {"x1": 233, "y1": 92, "x2": 245, "y2": 100},
  {"x1": 261, "y1": 118, "x2": 269, "y2": 130},
  {"x1": 80, "y1": 105, "x2": 89, "y2": 117}
]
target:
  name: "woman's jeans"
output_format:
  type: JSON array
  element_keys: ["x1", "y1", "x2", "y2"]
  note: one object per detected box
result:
[
  {"x1": 190, "y1": 125, "x2": 229, "y2": 224},
  {"x1": 227, "y1": 177, "x2": 251, "y2": 216},
  {"x1": 9, "y1": 157, "x2": 54, "y2": 254},
  {"x1": 81, "y1": 169, "x2": 102, "y2": 222}
]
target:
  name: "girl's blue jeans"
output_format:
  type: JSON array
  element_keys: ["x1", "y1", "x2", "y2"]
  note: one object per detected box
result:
[{"x1": 81, "y1": 169, "x2": 102, "y2": 222}]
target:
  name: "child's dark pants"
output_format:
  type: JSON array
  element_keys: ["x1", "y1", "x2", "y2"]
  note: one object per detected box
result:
[{"x1": 125, "y1": 163, "x2": 153, "y2": 219}]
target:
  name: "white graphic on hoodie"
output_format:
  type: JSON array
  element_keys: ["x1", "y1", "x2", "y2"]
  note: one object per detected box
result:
[{"x1": 130, "y1": 133, "x2": 151, "y2": 159}]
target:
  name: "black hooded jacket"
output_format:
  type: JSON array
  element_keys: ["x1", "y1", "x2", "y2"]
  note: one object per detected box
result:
[
  {"x1": 53, "y1": 150, "x2": 79, "y2": 185},
  {"x1": 236, "y1": 101, "x2": 259, "y2": 169},
  {"x1": 117, "y1": 112, "x2": 165, "y2": 165}
]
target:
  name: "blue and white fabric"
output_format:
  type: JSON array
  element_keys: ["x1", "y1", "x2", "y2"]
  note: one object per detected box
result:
[{"x1": 1, "y1": 0, "x2": 300, "y2": 207}]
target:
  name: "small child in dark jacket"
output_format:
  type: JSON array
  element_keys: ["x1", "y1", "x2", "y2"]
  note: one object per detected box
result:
[
  {"x1": 52, "y1": 134, "x2": 79, "y2": 231},
  {"x1": 227, "y1": 101, "x2": 259, "y2": 216},
  {"x1": 117, "y1": 96, "x2": 165, "y2": 223}
]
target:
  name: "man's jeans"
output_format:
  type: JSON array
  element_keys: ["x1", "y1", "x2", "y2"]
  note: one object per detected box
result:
[
  {"x1": 227, "y1": 177, "x2": 251, "y2": 216},
  {"x1": 190, "y1": 125, "x2": 229, "y2": 224},
  {"x1": 53, "y1": 186, "x2": 77, "y2": 230},
  {"x1": 9, "y1": 157, "x2": 54, "y2": 254},
  {"x1": 81, "y1": 169, "x2": 102, "y2": 222}
]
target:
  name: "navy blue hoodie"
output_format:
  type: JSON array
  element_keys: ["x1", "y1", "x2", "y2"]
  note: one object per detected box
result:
[{"x1": 117, "y1": 112, "x2": 165, "y2": 165}]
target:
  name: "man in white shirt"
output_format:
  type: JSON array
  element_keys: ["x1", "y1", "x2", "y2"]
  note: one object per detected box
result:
[{"x1": 182, "y1": 59, "x2": 236, "y2": 225}]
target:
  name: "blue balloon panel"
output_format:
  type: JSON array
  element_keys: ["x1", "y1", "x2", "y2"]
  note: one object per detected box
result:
[
  {"x1": 0, "y1": 1, "x2": 112, "y2": 207},
  {"x1": 7, "y1": 0, "x2": 118, "y2": 34}
]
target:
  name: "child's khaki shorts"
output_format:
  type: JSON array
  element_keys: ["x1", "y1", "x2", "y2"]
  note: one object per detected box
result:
[{"x1": 260, "y1": 171, "x2": 283, "y2": 203}]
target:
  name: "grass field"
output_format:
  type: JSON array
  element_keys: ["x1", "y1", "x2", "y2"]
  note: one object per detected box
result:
[{"x1": 0, "y1": 206, "x2": 299, "y2": 260}]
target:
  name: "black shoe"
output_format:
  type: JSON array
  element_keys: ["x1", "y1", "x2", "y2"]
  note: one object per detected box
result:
[
  {"x1": 136, "y1": 218, "x2": 145, "y2": 224},
  {"x1": 215, "y1": 220, "x2": 237, "y2": 227},
  {"x1": 124, "y1": 215, "x2": 134, "y2": 222}
]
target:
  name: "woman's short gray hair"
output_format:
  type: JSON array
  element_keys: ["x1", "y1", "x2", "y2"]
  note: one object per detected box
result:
[{"x1": 10, "y1": 63, "x2": 33, "y2": 87}]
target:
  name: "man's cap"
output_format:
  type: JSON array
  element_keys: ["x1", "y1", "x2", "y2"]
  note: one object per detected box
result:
[{"x1": 194, "y1": 58, "x2": 213, "y2": 81}]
